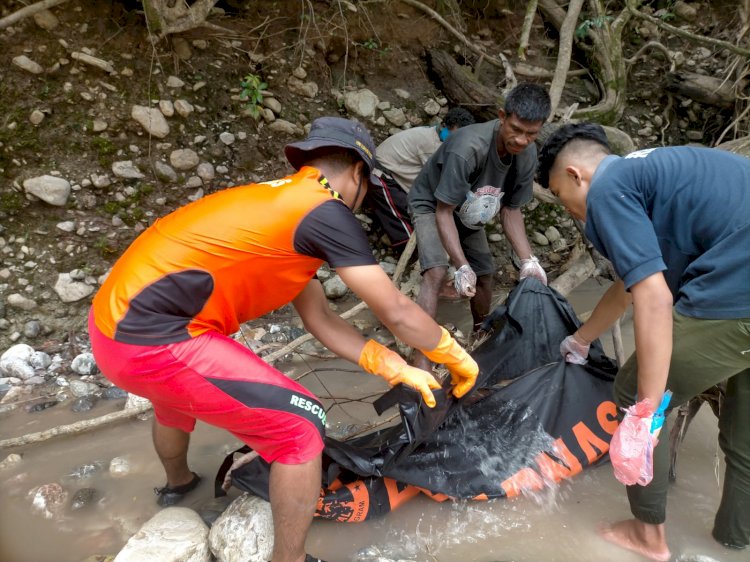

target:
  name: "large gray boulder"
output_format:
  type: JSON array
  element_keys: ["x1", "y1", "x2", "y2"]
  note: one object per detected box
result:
[
  {"x1": 208, "y1": 494, "x2": 274, "y2": 562},
  {"x1": 114, "y1": 507, "x2": 210, "y2": 562}
]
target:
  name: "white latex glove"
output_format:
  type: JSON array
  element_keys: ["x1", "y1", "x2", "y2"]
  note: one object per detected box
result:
[
  {"x1": 519, "y1": 255, "x2": 547, "y2": 285},
  {"x1": 453, "y1": 264, "x2": 477, "y2": 297},
  {"x1": 560, "y1": 333, "x2": 590, "y2": 364}
]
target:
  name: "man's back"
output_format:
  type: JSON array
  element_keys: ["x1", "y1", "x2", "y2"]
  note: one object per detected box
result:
[
  {"x1": 376, "y1": 126, "x2": 441, "y2": 191},
  {"x1": 586, "y1": 146, "x2": 750, "y2": 319}
]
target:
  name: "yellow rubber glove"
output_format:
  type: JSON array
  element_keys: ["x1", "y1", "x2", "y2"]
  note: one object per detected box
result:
[
  {"x1": 421, "y1": 327, "x2": 479, "y2": 398},
  {"x1": 358, "y1": 340, "x2": 441, "y2": 408}
]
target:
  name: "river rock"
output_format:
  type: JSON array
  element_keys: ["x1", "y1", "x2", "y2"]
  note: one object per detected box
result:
[
  {"x1": 543, "y1": 226, "x2": 561, "y2": 243},
  {"x1": 109, "y1": 456, "x2": 131, "y2": 478},
  {"x1": 174, "y1": 99, "x2": 194, "y2": 118},
  {"x1": 67, "y1": 461, "x2": 106, "y2": 481},
  {"x1": 383, "y1": 108, "x2": 407, "y2": 127},
  {"x1": 7, "y1": 294, "x2": 37, "y2": 311},
  {"x1": 196, "y1": 162, "x2": 215, "y2": 181},
  {"x1": 287, "y1": 77, "x2": 318, "y2": 99},
  {"x1": 23, "y1": 175, "x2": 71, "y2": 206},
  {"x1": 71, "y1": 395, "x2": 98, "y2": 412},
  {"x1": 22, "y1": 320, "x2": 40, "y2": 338},
  {"x1": 170, "y1": 149, "x2": 200, "y2": 171},
  {"x1": 344, "y1": 89, "x2": 379, "y2": 119},
  {"x1": 69, "y1": 379, "x2": 99, "y2": 397},
  {"x1": 167, "y1": 76, "x2": 185, "y2": 88},
  {"x1": 114, "y1": 507, "x2": 210, "y2": 562},
  {"x1": 30, "y1": 483, "x2": 68, "y2": 519},
  {"x1": 30, "y1": 109, "x2": 45, "y2": 125},
  {"x1": 124, "y1": 393, "x2": 151, "y2": 411},
  {"x1": 208, "y1": 494, "x2": 273, "y2": 562},
  {"x1": 531, "y1": 231, "x2": 550, "y2": 246},
  {"x1": 27, "y1": 400, "x2": 58, "y2": 412},
  {"x1": 102, "y1": 386, "x2": 128, "y2": 400},
  {"x1": 423, "y1": 99, "x2": 441, "y2": 116},
  {"x1": 112, "y1": 160, "x2": 145, "y2": 179},
  {"x1": 12, "y1": 55, "x2": 44, "y2": 74},
  {"x1": 131, "y1": 105, "x2": 170, "y2": 138},
  {"x1": 0, "y1": 453, "x2": 23, "y2": 471},
  {"x1": 323, "y1": 275, "x2": 348, "y2": 299},
  {"x1": 54, "y1": 273, "x2": 95, "y2": 302},
  {"x1": 71, "y1": 352, "x2": 97, "y2": 375},
  {"x1": 70, "y1": 487, "x2": 98, "y2": 511},
  {"x1": 29, "y1": 351, "x2": 51, "y2": 370},
  {"x1": 268, "y1": 119, "x2": 298, "y2": 135},
  {"x1": 0, "y1": 358, "x2": 35, "y2": 380},
  {"x1": 34, "y1": 9, "x2": 60, "y2": 31},
  {"x1": 219, "y1": 132, "x2": 235, "y2": 146},
  {"x1": 1, "y1": 344, "x2": 34, "y2": 363},
  {"x1": 261, "y1": 97, "x2": 281, "y2": 114},
  {"x1": 154, "y1": 160, "x2": 178, "y2": 183}
]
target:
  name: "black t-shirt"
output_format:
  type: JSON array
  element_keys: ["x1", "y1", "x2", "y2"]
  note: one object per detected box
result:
[
  {"x1": 294, "y1": 199, "x2": 378, "y2": 268},
  {"x1": 408, "y1": 120, "x2": 537, "y2": 229}
]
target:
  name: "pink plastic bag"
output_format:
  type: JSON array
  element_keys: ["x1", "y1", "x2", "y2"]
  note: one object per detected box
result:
[{"x1": 610, "y1": 399, "x2": 655, "y2": 486}]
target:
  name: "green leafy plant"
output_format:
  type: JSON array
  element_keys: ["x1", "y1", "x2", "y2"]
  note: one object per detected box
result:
[
  {"x1": 354, "y1": 38, "x2": 390, "y2": 55},
  {"x1": 575, "y1": 15, "x2": 613, "y2": 39},
  {"x1": 239, "y1": 73, "x2": 268, "y2": 120}
]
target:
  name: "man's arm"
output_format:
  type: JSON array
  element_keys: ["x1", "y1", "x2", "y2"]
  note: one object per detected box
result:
[
  {"x1": 291, "y1": 278, "x2": 370, "y2": 363},
  {"x1": 293, "y1": 270, "x2": 477, "y2": 403},
  {"x1": 336, "y1": 265, "x2": 443, "y2": 350},
  {"x1": 435, "y1": 200, "x2": 469, "y2": 268},
  {"x1": 576, "y1": 280, "x2": 631, "y2": 344},
  {"x1": 500, "y1": 206, "x2": 533, "y2": 260},
  {"x1": 629, "y1": 272, "x2": 673, "y2": 408}
]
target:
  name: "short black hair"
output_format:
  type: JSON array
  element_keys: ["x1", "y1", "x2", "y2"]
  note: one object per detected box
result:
[
  {"x1": 537, "y1": 122, "x2": 611, "y2": 188},
  {"x1": 504, "y1": 82, "x2": 551, "y2": 123},
  {"x1": 443, "y1": 107, "x2": 475, "y2": 129}
]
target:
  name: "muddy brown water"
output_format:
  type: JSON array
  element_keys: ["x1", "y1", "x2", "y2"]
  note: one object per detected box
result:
[{"x1": 0, "y1": 279, "x2": 745, "y2": 562}]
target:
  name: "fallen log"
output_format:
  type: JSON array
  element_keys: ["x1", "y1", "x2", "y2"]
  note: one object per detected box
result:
[
  {"x1": 664, "y1": 71, "x2": 737, "y2": 110},
  {"x1": 0, "y1": 402, "x2": 151, "y2": 450},
  {"x1": 427, "y1": 50, "x2": 501, "y2": 121}
]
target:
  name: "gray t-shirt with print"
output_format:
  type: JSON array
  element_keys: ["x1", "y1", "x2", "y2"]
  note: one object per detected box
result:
[{"x1": 408, "y1": 119, "x2": 537, "y2": 230}]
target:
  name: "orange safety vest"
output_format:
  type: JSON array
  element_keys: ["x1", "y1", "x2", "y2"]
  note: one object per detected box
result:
[{"x1": 92, "y1": 167, "x2": 338, "y2": 345}]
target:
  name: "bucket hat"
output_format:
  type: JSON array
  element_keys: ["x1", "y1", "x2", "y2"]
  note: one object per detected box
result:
[{"x1": 285, "y1": 117, "x2": 377, "y2": 180}]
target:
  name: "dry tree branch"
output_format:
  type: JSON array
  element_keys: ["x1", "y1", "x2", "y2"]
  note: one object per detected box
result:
[
  {"x1": 627, "y1": 3, "x2": 750, "y2": 58},
  {"x1": 0, "y1": 0, "x2": 70, "y2": 30},
  {"x1": 547, "y1": 0, "x2": 585, "y2": 119}
]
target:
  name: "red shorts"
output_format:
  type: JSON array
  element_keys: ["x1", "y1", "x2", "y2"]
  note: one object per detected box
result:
[{"x1": 88, "y1": 311, "x2": 325, "y2": 464}]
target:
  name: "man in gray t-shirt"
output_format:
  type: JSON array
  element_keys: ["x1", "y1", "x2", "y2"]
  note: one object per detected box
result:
[{"x1": 408, "y1": 83, "x2": 551, "y2": 369}]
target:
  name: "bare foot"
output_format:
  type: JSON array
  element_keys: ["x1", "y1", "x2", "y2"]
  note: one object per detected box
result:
[{"x1": 598, "y1": 520, "x2": 671, "y2": 562}]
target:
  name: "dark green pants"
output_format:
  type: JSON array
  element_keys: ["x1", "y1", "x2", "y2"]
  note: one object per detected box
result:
[{"x1": 613, "y1": 311, "x2": 750, "y2": 548}]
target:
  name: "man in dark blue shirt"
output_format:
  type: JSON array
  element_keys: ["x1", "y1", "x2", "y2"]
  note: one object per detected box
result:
[{"x1": 538, "y1": 123, "x2": 750, "y2": 561}]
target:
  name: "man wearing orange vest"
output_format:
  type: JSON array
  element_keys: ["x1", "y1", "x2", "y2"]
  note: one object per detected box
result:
[{"x1": 89, "y1": 117, "x2": 478, "y2": 562}]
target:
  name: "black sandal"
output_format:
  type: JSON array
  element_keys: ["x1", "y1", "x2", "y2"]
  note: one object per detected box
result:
[
  {"x1": 304, "y1": 556, "x2": 328, "y2": 562},
  {"x1": 154, "y1": 472, "x2": 201, "y2": 506}
]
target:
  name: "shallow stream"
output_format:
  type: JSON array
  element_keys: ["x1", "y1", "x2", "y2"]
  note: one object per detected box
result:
[{"x1": 0, "y1": 280, "x2": 744, "y2": 562}]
